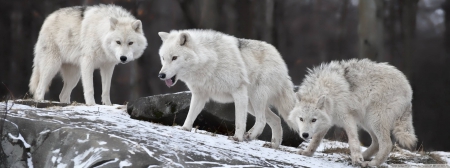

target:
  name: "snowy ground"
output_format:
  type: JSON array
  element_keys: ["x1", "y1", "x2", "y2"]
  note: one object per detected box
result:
[{"x1": 1, "y1": 100, "x2": 449, "y2": 167}]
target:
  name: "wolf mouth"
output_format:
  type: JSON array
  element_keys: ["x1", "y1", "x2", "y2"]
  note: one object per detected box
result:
[{"x1": 164, "y1": 75, "x2": 177, "y2": 87}]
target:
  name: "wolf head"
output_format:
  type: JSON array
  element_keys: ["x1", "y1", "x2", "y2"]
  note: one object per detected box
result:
[
  {"x1": 289, "y1": 94, "x2": 333, "y2": 140},
  {"x1": 103, "y1": 17, "x2": 147, "y2": 64},
  {"x1": 157, "y1": 31, "x2": 198, "y2": 87}
]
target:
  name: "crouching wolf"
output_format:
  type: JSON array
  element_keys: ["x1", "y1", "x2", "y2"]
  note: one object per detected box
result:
[
  {"x1": 289, "y1": 59, "x2": 417, "y2": 166},
  {"x1": 157, "y1": 29, "x2": 297, "y2": 148},
  {"x1": 29, "y1": 4, "x2": 147, "y2": 105}
]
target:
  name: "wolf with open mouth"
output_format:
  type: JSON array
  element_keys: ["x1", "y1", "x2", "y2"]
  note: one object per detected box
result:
[{"x1": 157, "y1": 29, "x2": 298, "y2": 148}]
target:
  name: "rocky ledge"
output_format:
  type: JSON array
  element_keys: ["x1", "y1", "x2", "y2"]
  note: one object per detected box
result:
[
  {"x1": 126, "y1": 91, "x2": 303, "y2": 147},
  {"x1": 0, "y1": 96, "x2": 448, "y2": 167}
]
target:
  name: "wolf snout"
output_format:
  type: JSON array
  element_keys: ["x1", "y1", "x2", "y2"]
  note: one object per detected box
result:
[
  {"x1": 302, "y1": 133, "x2": 309, "y2": 139},
  {"x1": 120, "y1": 56, "x2": 127, "y2": 63},
  {"x1": 158, "y1": 73, "x2": 166, "y2": 79}
]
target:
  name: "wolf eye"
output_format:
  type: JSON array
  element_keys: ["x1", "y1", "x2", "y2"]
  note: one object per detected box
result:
[
  {"x1": 116, "y1": 41, "x2": 121, "y2": 45},
  {"x1": 128, "y1": 42, "x2": 133, "y2": 45},
  {"x1": 300, "y1": 118, "x2": 303, "y2": 122},
  {"x1": 312, "y1": 119, "x2": 317, "y2": 122},
  {"x1": 172, "y1": 56, "x2": 178, "y2": 61}
]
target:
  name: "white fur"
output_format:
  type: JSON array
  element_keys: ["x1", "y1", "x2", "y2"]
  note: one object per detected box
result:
[
  {"x1": 289, "y1": 59, "x2": 417, "y2": 166},
  {"x1": 157, "y1": 29, "x2": 298, "y2": 148},
  {"x1": 29, "y1": 4, "x2": 147, "y2": 105}
]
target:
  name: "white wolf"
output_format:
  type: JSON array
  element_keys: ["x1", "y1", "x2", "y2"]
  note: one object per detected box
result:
[
  {"x1": 289, "y1": 59, "x2": 417, "y2": 166},
  {"x1": 29, "y1": 4, "x2": 147, "y2": 105},
  {"x1": 157, "y1": 29, "x2": 297, "y2": 148}
]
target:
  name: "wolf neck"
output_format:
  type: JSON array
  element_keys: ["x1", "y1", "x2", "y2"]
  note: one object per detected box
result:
[{"x1": 182, "y1": 47, "x2": 218, "y2": 85}]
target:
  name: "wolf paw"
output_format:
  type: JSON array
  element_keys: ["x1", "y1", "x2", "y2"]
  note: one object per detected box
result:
[
  {"x1": 351, "y1": 153, "x2": 364, "y2": 166},
  {"x1": 228, "y1": 136, "x2": 244, "y2": 142},
  {"x1": 102, "y1": 101, "x2": 112, "y2": 106},
  {"x1": 297, "y1": 149, "x2": 313, "y2": 156},
  {"x1": 101, "y1": 97, "x2": 112, "y2": 106},
  {"x1": 262, "y1": 142, "x2": 280, "y2": 149},
  {"x1": 180, "y1": 126, "x2": 192, "y2": 132},
  {"x1": 361, "y1": 160, "x2": 378, "y2": 167}
]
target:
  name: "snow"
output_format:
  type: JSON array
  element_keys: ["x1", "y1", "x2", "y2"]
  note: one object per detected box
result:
[
  {"x1": 2, "y1": 101, "x2": 450, "y2": 167},
  {"x1": 8, "y1": 133, "x2": 31, "y2": 148},
  {"x1": 6, "y1": 123, "x2": 34, "y2": 168}
]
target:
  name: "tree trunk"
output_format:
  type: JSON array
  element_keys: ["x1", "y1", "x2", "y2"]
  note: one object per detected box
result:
[
  {"x1": 358, "y1": 0, "x2": 385, "y2": 61},
  {"x1": 399, "y1": 0, "x2": 418, "y2": 79}
]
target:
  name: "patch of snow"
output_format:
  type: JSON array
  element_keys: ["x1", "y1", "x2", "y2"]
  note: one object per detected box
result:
[
  {"x1": 98, "y1": 141, "x2": 107, "y2": 145},
  {"x1": 72, "y1": 147, "x2": 109, "y2": 167},
  {"x1": 52, "y1": 148, "x2": 60, "y2": 154},
  {"x1": 39, "y1": 129, "x2": 51, "y2": 135},
  {"x1": 77, "y1": 134, "x2": 90, "y2": 143},
  {"x1": 27, "y1": 153, "x2": 34, "y2": 168},
  {"x1": 119, "y1": 160, "x2": 132, "y2": 168},
  {"x1": 8, "y1": 133, "x2": 31, "y2": 148},
  {"x1": 56, "y1": 163, "x2": 67, "y2": 168}
]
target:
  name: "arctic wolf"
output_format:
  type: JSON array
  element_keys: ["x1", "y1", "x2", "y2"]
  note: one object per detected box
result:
[
  {"x1": 289, "y1": 59, "x2": 417, "y2": 166},
  {"x1": 157, "y1": 29, "x2": 297, "y2": 148},
  {"x1": 29, "y1": 4, "x2": 147, "y2": 105}
]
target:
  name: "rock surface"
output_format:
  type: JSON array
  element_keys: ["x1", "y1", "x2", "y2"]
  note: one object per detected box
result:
[
  {"x1": 1, "y1": 100, "x2": 448, "y2": 167},
  {"x1": 1, "y1": 101, "x2": 159, "y2": 167},
  {"x1": 127, "y1": 91, "x2": 303, "y2": 147},
  {"x1": 0, "y1": 100, "x2": 348, "y2": 167}
]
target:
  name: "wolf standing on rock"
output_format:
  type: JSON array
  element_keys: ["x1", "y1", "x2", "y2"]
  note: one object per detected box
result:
[
  {"x1": 29, "y1": 4, "x2": 147, "y2": 105},
  {"x1": 289, "y1": 59, "x2": 417, "y2": 166},
  {"x1": 157, "y1": 29, "x2": 297, "y2": 148}
]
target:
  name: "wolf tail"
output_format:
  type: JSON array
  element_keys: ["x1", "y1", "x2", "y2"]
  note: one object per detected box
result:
[
  {"x1": 29, "y1": 64, "x2": 40, "y2": 95},
  {"x1": 393, "y1": 103, "x2": 417, "y2": 150},
  {"x1": 272, "y1": 84, "x2": 299, "y2": 133}
]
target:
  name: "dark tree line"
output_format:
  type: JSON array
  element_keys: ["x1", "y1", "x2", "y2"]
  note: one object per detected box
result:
[{"x1": 0, "y1": 0, "x2": 449, "y2": 151}]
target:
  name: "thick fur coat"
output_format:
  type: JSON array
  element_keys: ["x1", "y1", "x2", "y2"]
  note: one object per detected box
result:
[
  {"x1": 157, "y1": 29, "x2": 297, "y2": 148},
  {"x1": 29, "y1": 4, "x2": 147, "y2": 105},
  {"x1": 289, "y1": 59, "x2": 417, "y2": 166}
]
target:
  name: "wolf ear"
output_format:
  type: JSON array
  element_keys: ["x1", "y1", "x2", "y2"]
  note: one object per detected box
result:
[
  {"x1": 317, "y1": 95, "x2": 329, "y2": 110},
  {"x1": 179, "y1": 32, "x2": 190, "y2": 46},
  {"x1": 132, "y1": 20, "x2": 143, "y2": 33},
  {"x1": 110, "y1": 17, "x2": 118, "y2": 30},
  {"x1": 158, "y1": 32, "x2": 169, "y2": 41}
]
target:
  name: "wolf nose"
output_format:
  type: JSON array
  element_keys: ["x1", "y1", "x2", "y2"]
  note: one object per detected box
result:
[
  {"x1": 120, "y1": 56, "x2": 127, "y2": 62},
  {"x1": 302, "y1": 133, "x2": 309, "y2": 138},
  {"x1": 158, "y1": 73, "x2": 166, "y2": 79}
]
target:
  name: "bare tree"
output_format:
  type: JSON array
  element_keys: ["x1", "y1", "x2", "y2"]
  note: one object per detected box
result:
[
  {"x1": 398, "y1": 0, "x2": 418, "y2": 79},
  {"x1": 358, "y1": 0, "x2": 385, "y2": 61}
]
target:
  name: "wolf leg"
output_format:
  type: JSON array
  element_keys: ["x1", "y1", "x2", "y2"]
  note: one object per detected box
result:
[
  {"x1": 34, "y1": 56, "x2": 61, "y2": 101},
  {"x1": 247, "y1": 97, "x2": 267, "y2": 141},
  {"x1": 231, "y1": 86, "x2": 248, "y2": 141},
  {"x1": 362, "y1": 130, "x2": 379, "y2": 160},
  {"x1": 264, "y1": 107, "x2": 282, "y2": 148},
  {"x1": 80, "y1": 58, "x2": 96, "y2": 105},
  {"x1": 181, "y1": 92, "x2": 208, "y2": 131},
  {"x1": 343, "y1": 118, "x2": 364, "y2": 165},
  {"x1": 246, "y1": 101, "x2": 255, "y2": 134},
  {"x1": 59, "y1": 64, "x2": 80, "y2": 103},
  {"x1": 100, "y1": 64, "x2": 115, "y2": 105},
  {"x1": 363, "y1": 111, "x2": 393, "y2": 167},
  {"x1": 298, "y1": 128, "x2": 328, "y2": 156}
]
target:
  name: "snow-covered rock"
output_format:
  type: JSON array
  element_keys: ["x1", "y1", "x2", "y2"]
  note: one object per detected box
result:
[
  {"x1": 127, "y1": 91, "x2": 302, "y2": 147},
  {"x1": 0, "y1": 100, "x2": 448, "y2": 167}
]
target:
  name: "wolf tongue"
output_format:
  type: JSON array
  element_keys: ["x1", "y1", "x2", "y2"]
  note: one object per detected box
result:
[{"x1": 165, "y1": 79, "x2": 173, "y2": 87}]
